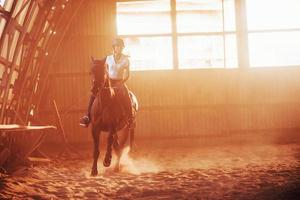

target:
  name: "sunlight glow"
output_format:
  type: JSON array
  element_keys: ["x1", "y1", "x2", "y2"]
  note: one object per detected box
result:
[
  {"x1": 176, "y1": 0, "x2": 236, "y2": 32},
  {"x1": 247, "y1": 0, "x2": 300, "y2": 67},
  {"x1": 247, "y1": 0, "x2": 300, "y2": 30},
  {"x1": 117, "y1": 0, "x2": 171, "y2": 35},
  {"x1": 122, "y1": 37, "x2": 173, "y2": 70},
  {"x1": 118, "y1": 0, "x2": 300, "y2": 69},
  {"x1": 249, "y1": 31, "x2": 300, "y2": 67},
  {"x1": 117, "y1": 0, "x2": 237, "y2": 70},
  {"x1": 178, "y1": 34, "x2": 237, "y2": 68}
]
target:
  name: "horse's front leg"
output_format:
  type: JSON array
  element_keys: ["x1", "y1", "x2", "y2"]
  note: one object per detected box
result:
[
  {"x1": 91, "y1": 125, "x2": 100, "y2": 176},
  {"x1": 103, "y1": 129, "x2": 115, "y2": 167}
]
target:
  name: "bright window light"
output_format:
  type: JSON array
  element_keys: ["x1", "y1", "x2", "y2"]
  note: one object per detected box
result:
[
  {"x1": 117, "y1": 0, "x2": 237, "y2": 70},
  {"x1": 176, "y1": 0, "x2": 236, "y2": 33},
  {"x1": 178, "y1": 34, "x2": 237, "y2": 69},
  {"x1": 247, "y1": 0, "x2": 300, "y2": 30},
  {"x1": 117, "y1": 0, "x2": 171, "y2": 35},
  {"x1": 249, "y1": 31, "x2": 300, "y2": 67},
  {"x1": 123, "y1": 37, "x2": 173, "y2": 71},
  {"x1": 117, "y1": 0, "x2": 172, "y2": 70},
  {"x1": 177, "y1": 0, "x2": 237, "y2": 69},
  {"x1": 246, "y1": 0, "x2": 300, "y2": 67}
]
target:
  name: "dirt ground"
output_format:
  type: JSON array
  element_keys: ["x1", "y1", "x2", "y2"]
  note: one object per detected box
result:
[{"x1": 0, "y1": 139, "x2": 300, "y2": 200}]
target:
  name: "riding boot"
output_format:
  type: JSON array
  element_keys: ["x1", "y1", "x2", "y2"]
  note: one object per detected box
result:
[{"x1": 80, "y1": 95, "x2": 96, "y2": 127}]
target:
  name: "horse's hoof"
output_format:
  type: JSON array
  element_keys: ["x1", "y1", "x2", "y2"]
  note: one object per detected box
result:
[
  {"x1": 91, "y1": 169, "x2": 98, "y2": 176},
  {"x1": 103, "y1": 155, "x2": 112, "y2": 167}
]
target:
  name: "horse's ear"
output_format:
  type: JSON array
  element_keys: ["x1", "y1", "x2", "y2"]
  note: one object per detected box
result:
[{"x1": 91, "y1": 56, "x2": 95, "y2": 62}]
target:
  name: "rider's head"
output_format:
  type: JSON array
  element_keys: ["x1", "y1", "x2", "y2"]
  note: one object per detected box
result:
[{"x1": 112, "y1": 38, "x2": 124, "y2": 55}]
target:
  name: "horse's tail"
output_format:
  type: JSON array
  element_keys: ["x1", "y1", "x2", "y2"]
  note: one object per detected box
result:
[
  {"x1": 128, "y1": 91, "x2": 138, "y2": 151},
  {"x1": 129, "y1": 126, "x2": 135, "y2": 150}
]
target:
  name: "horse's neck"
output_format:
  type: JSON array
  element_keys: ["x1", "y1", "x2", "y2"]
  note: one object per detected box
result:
[
  {"x1": 98, "y1": 78, "x2": 122, "y2": 114},
  {"x1": 100, "y1": 87, "x2": 123, "y2": 112},
  {"x1": 100, "y1": 89, "x2": 113, "y2": 106}
]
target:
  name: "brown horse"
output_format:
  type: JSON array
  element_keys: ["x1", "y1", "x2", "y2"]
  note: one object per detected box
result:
[{"x1": 89, "y1": 57, "x2": 138, "y2": 176}]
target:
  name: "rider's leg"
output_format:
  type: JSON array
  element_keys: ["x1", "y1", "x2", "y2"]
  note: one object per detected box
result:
[
  {"x1": 87, "y1": 94, "x2": 96, "y2": 118},
  {"x1": 80, "y1": 80, "x2": 98, "y2": 127},
  {"x1": 121, "y1": 85, "x2": 134, "y2": 128},
  {"x1": 80, "y1": 94, "x2": 96, "y2": 127}
]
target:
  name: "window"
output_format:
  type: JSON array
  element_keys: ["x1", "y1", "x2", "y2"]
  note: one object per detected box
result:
[
  {"x1": 246, "y1": 0, "x2": 300, "y2": 67},
  {"x1": 123, "y1": 37, "x2": 173, "y2": 70},
  {"x1": 117, "y1": 0, "x2": 173, "y2": 70},
  {"x1": 177, "y1": 0, "x2": 237, "y2": 69},
  {"x1": 117, "y1": 0, "x2": 237, "y2": 70},
  {"x1": 178, "y1": 34, "x2": 237, "y2": 68},
  {"x1": 117, "y1": 0, "x2": 171, "y2": 35}
]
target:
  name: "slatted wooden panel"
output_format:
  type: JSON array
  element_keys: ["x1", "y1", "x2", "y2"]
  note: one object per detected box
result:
[
  {"x1": 43, "y1": 68, "x2": 300, "y2": 143},
  {"x1": 126, "y1": 68, "x2": 300, "y2": 139}
]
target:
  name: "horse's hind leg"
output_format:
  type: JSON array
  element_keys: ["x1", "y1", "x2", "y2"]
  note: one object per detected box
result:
[
  {"x1": 114, "y1": 127, "x2": 131, "y2": 172},
  {"x1": 91, "y1": 125, "x2": 100, "y2": 176},
  {"x1": 113, "y1": 134, "x2": 121, "y2": 172}
]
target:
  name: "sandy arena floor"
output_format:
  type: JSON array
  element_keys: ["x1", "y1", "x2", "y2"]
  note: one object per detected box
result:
[{"x1": 0, "y1": 141, "x2": 300, "y2": 199}]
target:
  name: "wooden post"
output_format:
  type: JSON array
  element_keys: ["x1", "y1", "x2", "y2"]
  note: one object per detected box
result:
[
  {"x1": 52, "y1": 99, "x2": 68, "y2": 144},
  {"x1": 235, "y1": 0, "x2": 250, "y2": 69},
  {"x1": 52, "y1": 99, "x2": 78, "y2": 158},
  {"x1": 170, "y1": 0, "x2": 179, "y2": 70}
]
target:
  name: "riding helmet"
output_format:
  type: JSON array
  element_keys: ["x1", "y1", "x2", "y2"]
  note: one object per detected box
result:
[{"x1": 112, "y1": 38, "x2": 125, "y2": 47}]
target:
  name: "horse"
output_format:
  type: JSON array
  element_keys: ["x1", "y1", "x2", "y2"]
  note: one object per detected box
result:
[{"x1": 89, "y1": 57, "x2": 138, "y2": 176}]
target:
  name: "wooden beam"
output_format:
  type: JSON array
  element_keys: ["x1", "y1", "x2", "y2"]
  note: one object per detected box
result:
[
  {"x1": 118, "y1": 31, "x2": 236, "y2": 38},
  {"x1": 0, "y1": 124, "x2": 56, "y2": 132},
  {"x1": 52, "y1": 99, "x2": 67, "y2": 143},
  {"x1": 235, "y1": 0, "x2": 249, "y2": 69},
  {"x1": 170, "y1": 0, "x2": 178, "y2": 70}
]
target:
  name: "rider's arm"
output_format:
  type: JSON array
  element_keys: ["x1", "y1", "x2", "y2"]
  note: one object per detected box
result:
[
  {"x1": 104, "y1": 63, "x2": 112, "y2": 88},
  {"x1": 121, "y1": 58, "x2": 130, "y2": 84},
  {"x1": 104, "y1": 63, "x2": 115, "y2": 97},
  {"x1": 123, "y1": 65, "x2": 130, "y2": 82}
]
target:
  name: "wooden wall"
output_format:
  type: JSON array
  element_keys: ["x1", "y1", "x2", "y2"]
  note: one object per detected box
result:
[
  {"x1": 128, "y1": 68, "x2": 300, "y2": 140},
  {"x1": 41, "y1": 0, "x2": 300, "y2": 144}
]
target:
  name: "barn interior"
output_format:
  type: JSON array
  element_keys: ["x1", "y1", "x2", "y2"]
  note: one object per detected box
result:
[{"x1": 0, "y1": 0, "x2": 300, "y2": 199}]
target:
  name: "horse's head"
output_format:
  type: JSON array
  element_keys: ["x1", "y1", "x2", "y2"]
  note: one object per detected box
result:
[
  {"x1": 91, "y1": 56, "x2": 114, "y2": 99},
  {"x1": 91, "y1": 56, "x2": 108, "y2": 88}
]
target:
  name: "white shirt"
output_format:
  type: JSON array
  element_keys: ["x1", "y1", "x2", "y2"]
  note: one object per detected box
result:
[{"x1": 105, "y1": 54, "x2": 129, "y2": 80}]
